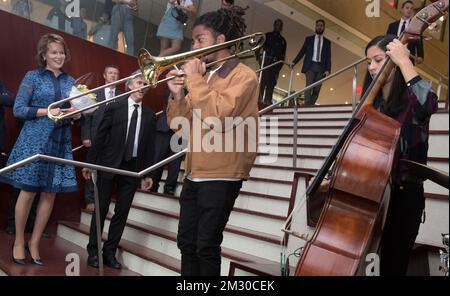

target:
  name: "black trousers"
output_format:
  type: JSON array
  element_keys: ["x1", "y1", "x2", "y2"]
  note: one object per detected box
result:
[
  {"x1": 84, "y1": 179, "x2": 95, "y2": 204},
  {"x1": 87, "y1": 158, "x2": 139, "y2": 257},
  {"x1": 259, "y1": 59, "x2": 281, "y2": 105},
  {"x1": 151, "y1": 131, "x2": 183, "y2": 192},
  {"x1": 380, "y1": 182, "x2": 425, "y2": 276},
  {"x1": 177, "y1": 179, "x2": 242, "y2": 276},
  {"x1": 304, "y1": 62, "x2": 325, "y2": 105}
]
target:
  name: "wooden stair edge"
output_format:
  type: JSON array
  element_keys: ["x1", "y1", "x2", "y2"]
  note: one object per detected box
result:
[
  {"x1": 137, "y1": 189, "x2": 291, "y2": 202},
  {"x1": 60, "y1": 219, "x2": 279, "y2": 268},
  {"x1": 80, "y1": 205, "x2": 282, "y2": 246},
  {"x1": 58, "y1": 221, "x2": 181, "y2": 274},
  {"x1": 127, "y1": 198, "x2": 287, "y2": 222}
]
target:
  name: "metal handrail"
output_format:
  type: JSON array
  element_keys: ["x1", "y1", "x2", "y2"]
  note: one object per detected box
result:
[
  {"x1": 255, "y1": 60, "x2": 289, "y2": 74},
  {"x1": 259, "y1": 57, "x2": 367, "y2": 115},
  {"x1": 412, "y1": 55, "x2": 449, "y2": 83}
]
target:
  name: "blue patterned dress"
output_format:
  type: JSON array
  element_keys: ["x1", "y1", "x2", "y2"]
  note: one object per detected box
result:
[{"x1": 0, "y1": 68, "x2": 77, "y2": 193}]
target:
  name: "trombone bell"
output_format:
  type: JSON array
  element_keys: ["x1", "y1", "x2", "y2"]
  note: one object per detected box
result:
[
  {"x1": 137, "y1": 32, "x2": 265, "y2": 88},
  {"x1": 138, "y1": 49, "x2": 159, "y2": 88}
]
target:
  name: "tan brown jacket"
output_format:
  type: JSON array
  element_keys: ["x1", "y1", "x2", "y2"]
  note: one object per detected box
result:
[{"x1": 167, "y1": 58, "x2": 259, "y2": 179}]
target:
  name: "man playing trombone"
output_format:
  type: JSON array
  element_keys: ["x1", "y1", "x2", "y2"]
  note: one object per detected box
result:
[{"x1": 166, "y1": 6, "x2": 259, "y2": 276}]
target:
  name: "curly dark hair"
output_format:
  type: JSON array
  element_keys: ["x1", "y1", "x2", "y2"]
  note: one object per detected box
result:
[{"x1": 193, "y1": 6, "x2": 247, "y2": 41}]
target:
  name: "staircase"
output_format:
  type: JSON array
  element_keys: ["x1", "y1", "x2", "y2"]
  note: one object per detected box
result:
[{"x1": 55, "y1": 103, "x2": 449, "y2": 276}]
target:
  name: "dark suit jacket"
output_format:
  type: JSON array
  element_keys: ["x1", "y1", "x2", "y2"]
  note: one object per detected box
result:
[
  {"x1": 87, "y1": 99, "x2": 156, "y2": 179},
  {"x1": 387, "y1": 21, "x2": 424, "y2": 59},
  {"x1": 293, "y1": 35, "x2": 331, "y2": 74},
  {"x1": 0, "y1": 81, "x2": 14, "y2": 153},
  {"x1": 81, "y1": 88, "x2": 123, "y2": 142}
]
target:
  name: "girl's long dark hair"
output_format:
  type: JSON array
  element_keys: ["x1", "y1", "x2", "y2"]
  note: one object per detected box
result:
[
  {"x1": 193, "y1": 5, "x2": 247, "y2": 41},
  {"x1": 362, "y1": 35, "x2": 407, "y2": 118}
]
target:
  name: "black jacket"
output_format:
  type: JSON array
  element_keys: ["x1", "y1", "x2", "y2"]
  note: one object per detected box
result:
[
  {"x1": 81, "y1": 88, "x2": 123, "y2": 142},
  {"x1": 87, "y1": 99, "x2": 156, "y2": 179},
  {"x1": 293, "y1": 35, "x2": 332, "y2": 73},
  {"x1": 0, "y1": 81, "x2": 14, "y2": 153},
  {"x1": 387, "y1": 20, "x2": 424, "y2": 59}
]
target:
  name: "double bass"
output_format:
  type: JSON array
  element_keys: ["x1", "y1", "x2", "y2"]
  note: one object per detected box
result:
[{"x1": 294, "y1": 0, "x2": 449, "y2": 276}]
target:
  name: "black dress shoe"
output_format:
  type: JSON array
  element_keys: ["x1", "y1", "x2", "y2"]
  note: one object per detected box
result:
[
  {"x1": 5, "y1": 226, "x2": 15, "y2": 235},
  {"x1": 87, "y1": 255, "x2": 99, "y2": 268},
  {"x1": 25, "y1": 244, "x2": 44, "y2": 266},
  {"x1": 12, "y1": 246, "x2": 26, "y2": 265},
  {"x1": 163, "y1": 188, "x2": 175, "y2": 195},
  {"x1": 103, "y1": 255, "x2": 122, "y2": 269}
]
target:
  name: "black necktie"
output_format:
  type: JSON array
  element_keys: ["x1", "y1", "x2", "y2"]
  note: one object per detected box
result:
[
  {"x1": 400, "y1": 20, "x2": 407, "y2": 36},
  {"x1": 124, "y1": 104, "x2": 139, "y2": 161}
]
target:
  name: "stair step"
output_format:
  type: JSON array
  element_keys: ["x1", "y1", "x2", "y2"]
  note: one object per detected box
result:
[
  {"x1": 76, "y1": 211, "x2": 280, "y2": 274},
  {"x1": 130, "y1": 192, "x2": 287, "y2": 233},
  {"x1": 104, "y1": 199, "x2": 284, "y2": 242},
  {"x1": 58, "y1": 221, "x2": 180, "y2": 275},
  {"x1": 159, "y1": 177, "x2": 294, "y2": 198},
  {"x1": 137, "y1": 189, "x2": 291, "y2": 218},
  {"x1": 0, "y1": 230, "x2": 139, "y2": 276}
]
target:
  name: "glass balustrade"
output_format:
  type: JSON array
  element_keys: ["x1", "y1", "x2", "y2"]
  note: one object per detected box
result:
[{"x1": 0, "y1": 0, "x2": 204, "y2": 57}]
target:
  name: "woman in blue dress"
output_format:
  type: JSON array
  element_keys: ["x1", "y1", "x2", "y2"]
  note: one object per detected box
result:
[
  {"x1": 157, "y1": 0, "x2": 196, "y2": 57},
  {"x1": 0, "y1": 33, "x2": 78, "y2": 265}
]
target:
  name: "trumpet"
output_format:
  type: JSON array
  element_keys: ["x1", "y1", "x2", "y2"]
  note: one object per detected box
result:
[{"x1": 47, "y1": 32, "x2": 265, "y2": 122}]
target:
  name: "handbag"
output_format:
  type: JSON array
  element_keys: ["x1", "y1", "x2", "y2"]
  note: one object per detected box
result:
[{"x1": 171, "y1": 1, "x2": 189, "y2": 25}]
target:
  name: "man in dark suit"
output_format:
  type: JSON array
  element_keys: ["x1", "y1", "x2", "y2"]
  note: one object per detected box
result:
[
  {"x1": 81, "y1": 65, "x2": 121, "y2": 212},
  {"x1": 82, "y1": 71, "x2": 156, "y2": 269},
  {"x1": 386, "y1": 0, "x2": 424, "y2": 65},
  {"x1": 291, "y1": 19, "x2": 331, "y2": 106},
  {"x1": 258, "y1": 19, "x2": 287, "y2": 105},
  {"x1": 0, "y1": 80, "x2": 14, "y2": 157},
  {"x1": 150, "y1": 90, "x2": 185, "y2": 195}
]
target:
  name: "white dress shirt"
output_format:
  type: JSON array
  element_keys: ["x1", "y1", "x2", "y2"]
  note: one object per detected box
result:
[
  {"x1": 397, "y1": 18, "x2": 411, "y2": 37},
  {"x1": 104, "y1": 87, "x2": 116, "y2": 100},
  {"x1": 312, "y1": 34, "x2": 323, "y2": 63},
  {"x1": 125, "y1": 97, "x2": 142, "y2": 158}
]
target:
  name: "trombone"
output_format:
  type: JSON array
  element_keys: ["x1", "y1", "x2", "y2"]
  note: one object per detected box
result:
[{"x1": 47, "y1": 32, "x2": 265, "y2": 122}]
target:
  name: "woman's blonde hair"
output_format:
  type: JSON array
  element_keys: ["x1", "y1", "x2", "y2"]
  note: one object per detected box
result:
[{"x1": 36, "y1": 33, "x2": 71, "y2": 67}]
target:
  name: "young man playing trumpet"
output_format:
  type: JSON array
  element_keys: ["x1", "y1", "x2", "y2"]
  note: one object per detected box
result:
[{"x1": 166, "y1": 6, "x2": 259, "y2": 276}]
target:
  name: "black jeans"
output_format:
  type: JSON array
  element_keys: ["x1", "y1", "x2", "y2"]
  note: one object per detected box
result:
[
  {"x1": 87, "y1": 158, "x2": 139, "y2": 258},
  {"x1": 380, "y1": 182, "x2": 425, "y2": 276},
  {"x1": 177, "y1": 179, "x2": 243, "y2": 276}
]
